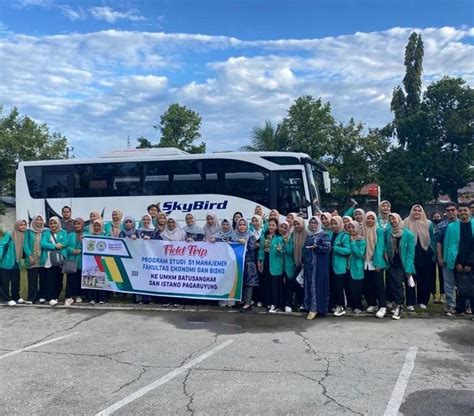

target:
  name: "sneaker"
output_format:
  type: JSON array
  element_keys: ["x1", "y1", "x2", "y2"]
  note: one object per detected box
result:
[
  {"x1": 366, "y1": 306, "x2": 377, "y2": 313},
  {"x1": 218, "y1": 301, "x2": 226, "y2": 307},
  {"x1": 257, "y1": 302, "x2": 263, "y2": 307},
  {"x1": 99, "y1": 301, "x2": 105, "y2": 304},
  {"x1": 306, "y1": 312, "x2": 317, "y2": 320},
  {"x1": 334, "y1": 306, "x2": 346, "y2": 317},
  {"x1": 407, "y1": 305, "x2": 415, "y2": 312},
  {"x1": 331, "y1": 307, "x2": 337, "y2": 313},
  {"x1": 7, "y1": 300, "x2": 16, "y2": 306},
  {"x1": 89, "y1": 300, "x2": 96, "y2": 305},
  {"x1": 17, "y1": 298, "x2": 25, "y2": 304},
  {"x1": 386, "y1": 302, "x2": 393, "y2": 309},
  {"x1": 64, "y1": 298, "x2": 74, "y2": 307},
  {"x1": 465, "y1": 307, "x2": 472, "y2": 315},
  {"x1": 446, "y1": 308, "x2": 457, "y2": 317},
  {"x1": 25, "y1": 300, "x2": 33, "y2": 305},
  {"x1": 75, "y1": 296, "x2": 83, "y2": 303},
  {"x1": 39, "y1": 298, "x2": 46, "y2": 304},
  {"x1": 298, "y1": 305, "x2": 305, "y2": 311},
  {"x1": 419, "y1": 304, "x2": 427, "y2": 310},
  {"x1": 376, "y1": 307, "x2": 387, "y2": 319},
  {"x1": 392, "y1": 306, "x2": 401, "y2": 320},
  {"x1": 49, "y1": 299, "x2": 58, "y2": 306},
  {"x1": 353, "y1": 308, "x2": 362, "y2": 314},
  {"x1": 284, "y1": 306, "x2": 292, "y2": 313},
  {"x1": 269, "y1": 305, "x2": 277, "y2": 313}
]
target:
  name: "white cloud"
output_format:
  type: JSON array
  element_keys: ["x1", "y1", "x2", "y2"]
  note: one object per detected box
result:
[
  {"x1": 89, "y1": 6, "x2": 146, "y2": 23},
  {"x1": 59, "y1": 5, "x2": 86, "y2": 21},
  {"x1": 0, "y1": 26, "x2": 472, "y2": 156}
]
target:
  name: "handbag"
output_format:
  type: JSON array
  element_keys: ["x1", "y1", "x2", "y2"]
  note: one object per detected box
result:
[
  {"x1": 62, "y1": 259, "x2": 78, "y2": 274},
  {"x1": 50, "y1": 232, "x2": 64, "y2": 267}
]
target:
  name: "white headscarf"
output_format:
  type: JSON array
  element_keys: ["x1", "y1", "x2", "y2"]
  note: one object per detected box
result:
[
  {"x1": 403, "y1": 205, "x2": 431, "y2": 251},
  {"x1": 161, "y1": 217, "x2": 186, "y2": 241}
]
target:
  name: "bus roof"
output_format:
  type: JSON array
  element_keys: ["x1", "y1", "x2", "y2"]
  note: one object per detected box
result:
[{"x1": 18, "y1": 149, "x2": 328, "y2": 171}]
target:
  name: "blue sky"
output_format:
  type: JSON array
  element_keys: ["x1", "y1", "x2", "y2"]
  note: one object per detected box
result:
[{"x1": 0, "y1": 0, "x2": 473, "y2": 157}]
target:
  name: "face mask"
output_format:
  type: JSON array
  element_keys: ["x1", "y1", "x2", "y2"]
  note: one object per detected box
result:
[{"x1": 432, "y1": 218, "x2": 442, "y2": 225}]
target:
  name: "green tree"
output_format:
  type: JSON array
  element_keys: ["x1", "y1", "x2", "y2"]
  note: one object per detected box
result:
[
  {"x1": 0, "y1": 106, "x2": 67, "y2": 199},
  {"x1": 383, "y1": 32, "x2": 433, "y2": 206},
  {"x1": 135, "y1": 103, "x2": 206, "y2": 153},
  {"x1": 136, "y1": 136, "x2": 154, "y2": 149},
  {"x1": 377, "y1": 147, "x2": 432, "y2": 211},
  {"x1": 422, "y1": 77, "x2": 474, "y2": 202},
  {"x1": 241, "y1": 121, "x2": 288, "y2": 151},
  {"x1": 156, "y1": 103, "x2": 205, "y2": 154},
  {"x1": 280, "y1": 95, "x2": 335, "y2": 160},
  {"x1": 327, "y1": 120, "x2": 389, "y2": 203}
]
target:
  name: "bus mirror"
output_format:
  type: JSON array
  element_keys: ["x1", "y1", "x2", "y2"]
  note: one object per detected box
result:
[{"x1": 322, "y1": 171, "x2": 331, "y2": 193}]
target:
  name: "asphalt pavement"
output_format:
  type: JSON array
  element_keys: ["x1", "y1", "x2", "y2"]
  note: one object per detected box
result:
[{"x1": 0, "y1": 306, "x2": 472, "y2": 415}]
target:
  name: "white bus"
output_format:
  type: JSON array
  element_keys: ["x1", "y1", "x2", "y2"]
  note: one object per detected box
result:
[{"x1": 16, "y1": 148, "x2": 330, "y2": 224}]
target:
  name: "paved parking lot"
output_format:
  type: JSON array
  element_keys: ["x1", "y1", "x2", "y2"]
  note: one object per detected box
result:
[{"x1": 0, "y1": 306, "x2": 473, "y2": 415}]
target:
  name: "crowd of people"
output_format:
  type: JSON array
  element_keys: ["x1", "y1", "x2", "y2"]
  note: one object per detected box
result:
[{"x1": 0, "y1": 200, "x2": 473, "y2": 321}]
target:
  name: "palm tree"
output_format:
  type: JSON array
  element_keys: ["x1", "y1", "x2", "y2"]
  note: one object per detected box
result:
[{"x1": 241, "y1": 121, "x2": 288, "y2": 151}]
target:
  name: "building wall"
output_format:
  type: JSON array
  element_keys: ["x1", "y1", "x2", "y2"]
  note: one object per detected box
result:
[{"x1": 0, "y1": 207, "x2": 16, "y2": 232}]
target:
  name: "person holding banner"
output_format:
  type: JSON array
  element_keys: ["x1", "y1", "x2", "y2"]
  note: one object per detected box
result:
[
  {"x1": 257, "y1": 218, "x2": 285, "y2": 313},
  {"x1": 155, "y1": 212, "x2": 167, "y2": 235},
  {"x1": 183, "y1": 214, "x2": 204, "y2": 242},
  {"x1": 104, "y1": 209, "x2": 124, "y2": 237},
  {"x1": 64, "y1": 218, "x2": 85, "y2": 306},
  {"x1": 203, "y1": 213, "x2": 220, "y2": 243},
  {"x1": 216, "y1": 219, "x2": 233, "y2": 243},
  {"x1": 85, "y1": 219, "x2": 108, "y2": 304},
  {"x1": 41, "y1": 217, "x2": 68, "y2": 306},
  {"x1": 161, "y1": 217, "x2": 186, "y2": 241},
  {"x1": 118, "y1": 217, "x2": 137, "y2": 238},
  {"x1": 233, "y1": 218, "x2": 258, "y2": 312},
  {"x1": 135, "y1": 214, "x2": 159, "y2": 240}
]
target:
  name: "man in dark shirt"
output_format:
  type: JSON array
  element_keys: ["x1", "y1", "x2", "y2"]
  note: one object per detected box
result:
[
  {"x1": 435, "y1": 203, "x2": 458, "y2": 311},
  {"x1": 60, "y1": 206, "x2": 74, "y2": 233},
  {"x1": 454, "y1": 203, "x2": 474, "y2": 314}
]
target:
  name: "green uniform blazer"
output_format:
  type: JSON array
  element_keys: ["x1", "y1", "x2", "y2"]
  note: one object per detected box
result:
[
  {"x1": 331, "y1": 232, "x2": 351, "y2": 274},
  {"x1": 258, "y1": 234, "x2": 285, "y2": 276},
  {"x1": 24, "y1": 229, "x2": 46, "y2": 268},
  {"x1": 0, "y1": 232, "x2": 22, "y2": 269},
  {"x1": 66, "y1": 232, "x2": 84, "y2": 270},
  {"x1": 443, "y1": 219, "x2": 474, "y2": 270},
  {"x1": 283, "y1": 234, "x2": 296, "y2": 279},
  {"x1": 384, "y1": 228, "x2": 416, "y2": 274},
  {"x1": 41, "y1": 229, "x2": 69, "y2": 263},
  {"x1": 349, "y1": 239, "x2": 366, "y2": 280}
]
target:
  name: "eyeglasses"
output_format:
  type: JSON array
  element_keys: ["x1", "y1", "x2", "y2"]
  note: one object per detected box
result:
[{"x1": 446, "y1": 208, "x2": 456, "y2": 212}]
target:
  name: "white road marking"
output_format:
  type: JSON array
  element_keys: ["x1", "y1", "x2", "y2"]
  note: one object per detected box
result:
[
  {"x1": 384, "y1": 346, "x2": 418, "y2": 416},
  {"x1": 0, "y1": 332, "x2": 78, "y2": 360},
  {"x1": 96, "y1": 339, "x2": 235, "y2": 416}
]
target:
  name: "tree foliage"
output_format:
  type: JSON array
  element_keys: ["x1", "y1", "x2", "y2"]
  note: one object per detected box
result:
[
  {"x1": 0, "y1": 106, "x2": 67, "y2": 198},
  {"x1": 137, "y1": 103, "x2": 205, "y2": 154},
  {"x1": 241, "y1": 121, "x2": 288, "y2": 151}
]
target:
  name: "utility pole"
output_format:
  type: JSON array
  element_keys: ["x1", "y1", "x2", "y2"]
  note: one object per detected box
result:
[
  {"x1": 66, "y1": 147, "x2": 74, "y2": 159},
  {"x1": 127, "y1": 135, "x2": 131, "y2": 149}
]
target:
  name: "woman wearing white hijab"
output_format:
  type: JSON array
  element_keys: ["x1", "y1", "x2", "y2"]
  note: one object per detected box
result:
[
  {"x1": 161, "y1": 217, "x2": 186, "y2": 241},
  {"x1": 183, "y1": 213, "x2": 204, "y2": 242},
  {"x1": 403, "y1": 204, "x2": 435, "y2": 310},
  {"x1": 202, "y1": 213, "x2": 220, "y2": 242}
]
